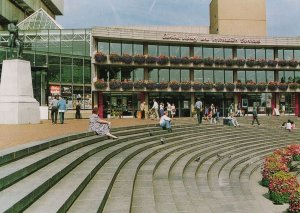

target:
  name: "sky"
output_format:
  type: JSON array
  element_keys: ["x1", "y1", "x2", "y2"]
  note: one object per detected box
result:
[{"x1": 56, "y1": 0, "x2": 300, "y2": 37}]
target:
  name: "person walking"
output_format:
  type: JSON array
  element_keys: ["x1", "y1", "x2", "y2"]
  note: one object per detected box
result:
[
  {"x1": 152, "y1": 99, "x2": 159, "y2": 119},
  {"x1": 75, "y1": 101, "x2": 81, "y2": 119},
  {"x1": 194, "y1": 98, "x2": 203, "y2": 124},
  {"x1": 171, "y1": 103, "x2": 176, "y2": 118},
  {"x1": 159, "y1": 102, "x2": 164, "y2": 117},
  {"x1": 57, "y1": 96, "x2": 67, "y2": 124},
  {"x1": 140, "y1": 101, "x2": 146, "y2": 119},
  {"x1": 50, "y1": 96, "x2": 58, "y2": 124},
  {"x1": 252, "y1": 107, "x2": 260, "y2": 126},
  {"x1": 167, "y1": 102, "x2": 172, "y2": 118},
  {"x1": 88, "y1": 107, "x2": 118, "y2": 139}
]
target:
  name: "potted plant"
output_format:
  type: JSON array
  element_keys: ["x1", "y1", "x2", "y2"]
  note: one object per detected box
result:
[
  {"x1": 145, "y1": 55, "x2": 157, "y2": 64},
  {"x1": 121, "y1": 79, "x2": 134, "y2": 90},
  {"x1": 202, "y1": 81, "x2": 214, "y2": 90},
  {"x1": 278, "y1": 60, "x2": 287, "y2": 67},
  {"x1": 289, "y1": 82, "x2": 299, "y2": 90},
  {"x1": 214, "y1": 82, "x2": 225, "y2": 91},
  {"x1": 169, "y1": 56, "x2": 181, "y2": 65},
  {"x1": 190, "y1": 56, "x2": 202, "y2": 65},
  {"x1": 257, "y1": 82, "x2": 267, "y2": 91},
  {"x1": 225, "y1": 58, "x2": 236, "y2": 66},
  {"x1": 133, "y1": 54, "x2": 145, "y2": 64},
  {"x1": 180, "y1": 81, "x2": 191, "y2": 90},
  {"x1": 181, "y1": 56, "x2": 191, "y2": 64},
  {"x1": 225, "y1": 82, "x2": 235, "y2": 91},
  {"x1": 288, "y1": 59, "x2": 298, "y2": 67},
  {"x1": 169, "y1": 81, "x2": 180, "y2": 90},
  {"x1": 268, "y1": 81, "x2": 278, "y2": 91},
  {"x1": 278, "y1": 82, "x2": 288, "y2": 91},
  {"x1": 267, "y1": 59, "x2": 278, "y2": 67},
  {"x1": 256, "y1": 59, "x2": 267, "y2": 67},
  {"x1": 122, "y1": 54, "x2": 133, "y2": 64},
  {"x1": 246, "y1": 81, "x2": 257, "y2": 91},
  {"x1": 157, "y1": 55, "x2": 169, "y2": 65},
  {"x1": 236, "y1": 81, "x2": 246, "y2": 90},
  {"x1": 144, "y1": 80, "x2": 157, "y2": 89},
  {"x1": 203, "y1": 57, "x2": 214, "y2": 66},
  {"x1": 193, "y1": 81, "x2": 203, "y2": 90},
  {"x1": 214, "y1": 58, "x2": 225, "y2": 66},
  {"x1": 94, "y1": 52, "x2": 107, "y2": 63},
  {"x1": 133, "y1": 80, "x2": 145, "y2": 89},
  {"x1": 157, "y1": 81, "x2": 169, "y2": 89},
  {"x1": 109, "y1": 79, "x2": 122, "y2": 89},
  {"x1": 246, "y1": 58, "x2": 256, "y2": 67},
  {"x1": 109, "y1": 53, "x2": 122, "y2": 63},
  {"x1": 94, "y1": 79, "x2": 107, "y2": 89},
  {"x1": 236, "y1": 58, "x2": 246, "y2": 66}
]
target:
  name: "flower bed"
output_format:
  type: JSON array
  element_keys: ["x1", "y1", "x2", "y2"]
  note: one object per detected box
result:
[
  {"x1": 169, "y1": 81, "x2": 180, "y2": 90},
  {"x1": 145, "y1": 55, "x2": 157, "y2": 64},
  {"x1": 109, "y1": 53, "x2": 122, "y2": 63},
  {"x1": 193, "y1": 81, "x2": 203, "y2": 90},
  {"x1": 203, "y1": 57, "x2": 214, "y2": 66},
  {"x1": 214, "y1": 82, "x2": 225, "y2": 91},
  {"x1": 287, "y1": 144, "x2": 300, "y2": 161},
  {"x1": 133, "y1": 80, "x2": 145, "y2": 89},
  {"x1": 190, "y1": 56, "x2": 202, "y2": 65},
  {"x1": 122, "y1": 54, "x2": 133, "y2": 64},
  {"x1": 145, "y1": 80, "x2": 157, "y2": 89},
  {"x1": 94, "y1": 52, "x2": 107, "y2": 63},
  {"x1": 94, "y1": 79, "x2": 107, "y2": 89},
  {"x1": 157, "y1": 55, "x2": 169, "y2": 65},
  {"x1": 109, "y1": 79, "x2": 122, "y2": 89},
  {"x1": 180, "y1": 81, "x2": 191, "y2": 90},
  {"x1": 268, "y1": 81, "x2": 278, "y2": 91},
  {"x1": 121, "y1": 80, "x2": 133, "y2": 90},
  {"x1": 257, "y1": 82, "x2": 267, "y2": 91},
  {"x1": 225, "y1": 82, "x2": 235, "y2": 91},
  {"x1": 169, "y1": 56, "x2": 181, "y2": 65},
  {"x1": 289, "y1": 188, "x2": 300, "y2": 212},
  {"x1": 202, "y1": 81, "x2": 214, "y2": 90},
  {"x1": 133, "y1": 55, "x2": 145, "y2": 64}
]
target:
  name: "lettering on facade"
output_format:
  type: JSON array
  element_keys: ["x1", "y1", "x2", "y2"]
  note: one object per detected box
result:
[{"x1": 162, "y1": 33, "x2": 261, "y2": 44}]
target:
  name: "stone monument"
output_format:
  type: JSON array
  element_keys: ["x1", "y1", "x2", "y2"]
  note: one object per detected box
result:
[{"x1": 0, "y1": 22, "x2": 40, "y2": 124}]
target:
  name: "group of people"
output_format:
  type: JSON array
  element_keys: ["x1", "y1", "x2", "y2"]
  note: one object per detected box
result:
[
  {"x1": 50, "y1": 96, "x2": 67, "y2": 124},
  {"x1": 282, "y1": 119, "x2": 295, "y2": 132},
  {"x1": 141, "y1": 99, "x2": 176, "y2": 120},
  {"x1": 194, "y1": 99, "x2": 220, "y2": 125}
]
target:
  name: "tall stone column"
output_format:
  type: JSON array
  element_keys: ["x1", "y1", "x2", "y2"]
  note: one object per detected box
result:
[{"x1": 0, "y1": 59, "x2": 40, "y2": 124}]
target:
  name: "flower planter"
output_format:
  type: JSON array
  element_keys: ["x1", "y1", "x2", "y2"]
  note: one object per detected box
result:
[
  {"x1": 256, "y1": 59, "x2": 267, "y2": 67},
  {"x1": 246, "y1": 83, "x2": 257, "y2": 91},
  {"x1": 214, "y1": 82, "x2": 225, "y2": 91},
  {"x1": 214, "y1": 58, "x2": 225, "y2": 66},
  {"x1": 145, "y1": 80, "x2": 157, "y2": 89},
  {"x1": 236, "y1": 58, "x2": 245, "y2": 66},
  {"x1": 268, "y1": 82, "x2": 278, "y2": 91},
  {"x1": 109, "y1": 79, "x2": 122, "y2": 89},
  {"x1": 94, "y1": 80, "x2": 107, "y2": 89},
  {"x1": 225, "y1": 82, "x2": 235, "y2": 91},
  {"x1": 246, "y1": 58, "x2": 256, "y2": 67},
  {"x1": 190, "y1": 56, "x2": 202, "y2": 65},
  {"x1": 133, "y1": 55, "x2": 145, "y2": 64},
  {"x1": 278, "y1": 83, "x2": 288, "y2": 91},
  {"x1": 157, "y1": 55, "x2": 169, "y2": 65},
  {"x1": 169, "y1": 56, "x2": 181, "y2": 65},
  {"x1": 122, "y1": 81, "x2": 133, "y2": 90},
  {"x1": 109, "y1": 53, "x2": 122, "y2": 63},
  {"x1": 289, "y1": 83, "x2": 299, "y2": 90},
  {"x1": 288, "y1": 60, "x2": 298, "y2": 67},
  {"x1": 193, "y1": 82, "x2": 203, "y2": 90},
  {"x1": 267, "y1": 60, "x2": 277, "y2": 67},
  {"x1": 202, "y1": 82, "x2": 214, "y2": 90},
  {"x1": 257, "y1": 83, "x2": 267, "y2": 91},
  {"x1": 133, "y1": 80, "x2": 145, "y2": 89},
  {"x1": 181, "y1": 56, "x2": 190, "y2": 64},
  {"x1": 203, "y1": 57, "x2": 214, "y2": 66},
  {"x1": 278, "y1": 60, "x2": 287, "y2": 67},
  {"x1": 236, "y1": 83, "x2": 246, "y2": 90},
  {"x1": 157, "y1": 82, "x2": 168, "y2": 89},
  {"x1": 122, "y1": 54, "x2": 133, "y2": 64},
  {"x1": 145, "y1": 55, "x2": 157, "y2": 64},
  {"x1": 225, "y1": 59, "x2": 235, "y2": 66},
  {"x1": 94, "y1": 52, "x2": 107, "y2": 63}
]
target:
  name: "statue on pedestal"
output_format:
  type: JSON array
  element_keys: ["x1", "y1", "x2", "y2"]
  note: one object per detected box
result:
[{"x1": 8, "y1": 20, "x2": 23, "y2": 58}]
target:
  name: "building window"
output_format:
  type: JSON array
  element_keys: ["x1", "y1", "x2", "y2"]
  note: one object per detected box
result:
[
  {"x1": 61, "y1": 57, "x2": 72, "y2": 83},
  {"x1": 181, "y1": 69, "x2": 190, "y2": 81},
  {"x1": 110, "y1": 42, "x2": 121, "y2": 55},
  {"x1": 170, "y1": 69, "x2": 180, "y2": 81},
  {"x1": 148, "y1": 68, "x2": 158, "y2": 82},
  {"x1": 237, "y1": 70, "x2": 245, "y2": 83},
  {"x1": 285, "y1": 71, "x2": 295, "y2": 82},
  {"x1": 133, "y1": 44, "x2": 143, "y2": 55},
  {"x1": 110, "y1": 67, "x2": 121, "y2": 80},
  {"x1": 295, "y1": 71, "x2": 300, "y2": 82},
  {"x1": 245, "y1": 48, "x2": 255, "y2": 59},
  {"x1": 98, "y1": 42, "x2": 109, "y2": 55},
  {"x1": 121, "y1": 67, "x2": 133, "y2": 81},
  {"x1": 122, "y1": 43, "x2": 133, "y2": 55},
  {"x1": 159, "y1": 69, "x2": 169, "y2": 82},
  {"x1": 203, "y1": 47, "x2": 213, "y2": 58},
  {"x1": 266, "y1": 71, "x2": 274, "y2": 82},
  {"x1": 266, "y1": 49, "x2": 274, "y2": 59},
  {"x1": 214, "y1": 47, "x2": 224, "y2": 59},
  {"x1": 278, "y1": 49, "x2": 284, "y2": 60},
  {"x1": 158, "y1": 45, "x2": 169, "y2": 56},
  {"x1": 214, "y1": 70, "x2": 224, "y2": 83},
  {"x1": 246, "y1": 70, "x2": 255, "y2": 82},
  {"x1": 99, "y1": 66, "x2": 108, "y2": 81},
  {"x1": 284, "y1": 49, "x2": 293, "y2": 60},
  {"x1": 224, "y1": 48, "x2": 233, "y2": 59},
  {"x1": 194, "y1": 46, "x2": 202, "y2": 57},
  {"x1": 256, "y1": 48, "x2": 265, "y2": 59},
  {"x1": 181, "y1": 46, "x2": 189, "y2": 57},
  {"x1": 148, "y1": 45, "x2": 158, "y2": 56},
  {"x1": 204, "y1": 69, "x2": 213, "y2": 82},
  {"x1": 170, "y1": 46, "x2": 180, "y2": 57},
  {"x1": 256, "y1": 71, "x2": 266, "y2": 82},
  {"x1": 194, "y1": 69, "x2": 203, "y2": 82},
  {"x1": 225, "y1": 70, "x2": 233, "y2": 83},
  {"x1": 237, "y1": 48, "x2": 245, "y2": 59},
  {"x1": 133, "y1": 68, "x2": 144, "y2": 81},
  {"x1": 279, "y1": 71, "x2": 284, "y2": 82},
  {"x1": 73, "y1": 58, "x2": 83, "y2": 84},
  {"x1": 84, "y1": 60, "x2": 91, "y2": 84}
]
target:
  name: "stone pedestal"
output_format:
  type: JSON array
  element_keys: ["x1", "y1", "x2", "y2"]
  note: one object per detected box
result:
[{"x1": 0, "y1": 59, "x2": 40, "y2": 124}]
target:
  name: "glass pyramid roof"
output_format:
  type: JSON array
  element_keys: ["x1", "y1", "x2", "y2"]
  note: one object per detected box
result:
[{"x1": 17, "y1": 8, "x2": 63, "y2": 30}]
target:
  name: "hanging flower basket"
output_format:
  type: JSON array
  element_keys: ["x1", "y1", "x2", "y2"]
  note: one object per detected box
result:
[
  {"x1": 278, "y1": 82, "x2": 288, "y2": 91},
  {"x1": 246, "y1": 58, "x2": 256, "y2": 67},
  {"x1": 121, "y1": 54, "x2": 133, "y2": 64},
  {"x1": 169, "y1": 56, "x2": 181, "y2": 65},
  {"x1": 267, "y1": 60, "x2": 278, "y2": 67},
  {"x1": 180, "y1": 81, "x2": 191, "y2": 90},
  {"x1": 133, "y1": 55, "x2": 145, "y2": 64},
  {"x1": 203, "y1": 57, "x2": 214, "y2": 66},
  {"x1": 193, "y1": 81, "x2": 203, "y2": 90},
  {"x1": 246, "y1": 81, "x2": 257, "y2": 91},
  {"x1": 145, "y1": 55, "x2": 157, "y2": 64},
  {"x1": 133, "y1": 80, "x2": 145, "y2": 89},
  {"x1": 214, "y1": 58, "x2": 225, "y2": 66},
  {"x1": 225, "y1": 82, "x2": 235, "y2": 91},
  {"x1": 236, "y1": 82, "x2": 246, "y2": 90},
  {"x1": 181, "y1": 56, "x2": 191, "y2": 64},
  {"x1": 109, "y1": 53, "x2": 122, "y2": 63},
  {"x1": 256, "y1": 59, "x2": 267, "y2": 67},
  {"x1": 257, "y1": 82, "x2": 267, "y2": 91},
  {"x1": 190, "y1": 56, "x2": 202, "y2": 65},
  {"x1": 225, "y1": 58, "x2": 236, "y2": 66},
  {"x1": 157, "y1": 55, "x2": 169, "y2": 65},
  {"x1": 121, "y1": 80, "x2": 133, "y2": 90},
  {"x1": 109, "y1": 79, "x2": 122, "y2": 89},
  {"x1": 169, "y1": 81, "x2": 180, "y2": 90},
  {"x1": 289, "y1": 82, "x2": 299, "y2": 90},
  {"x1": 157, "y1": 81, "x2": 169, "y2": 89},
  {"x1": 214, "y1": 82, "x2": 225, "y2": 91},
  {"x1": 202, "y1": 81, "x2": 214, "y2": 90},
  {"x1": 94, "y1": 79, "x2": 107, "y2": 89},
  {"x1": 278, "y1": 60, "x2": 287, "y2": 67},
  {"x1": 288, "y1": 60, "x2": 298, "y2": 67},
  {"x1": 94, "y1": 52, "x2": 107, "y2": 63},
  {"x1": 145, "y1": 80, "x2": 157, "y2": 89},
  {"x1": 236, "y1": 58, "x2": 246, "y2": 66},
  {"x1": 268, "y1": 81, "x2": 278, "y2": 91}
]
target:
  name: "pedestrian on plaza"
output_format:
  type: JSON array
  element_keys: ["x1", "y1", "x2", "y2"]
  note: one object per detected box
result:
[
  {"x1": 167, "y1": 102, "x2": 172, "y2": 117},
  {"x1": 75, "y1": 101, "x2": 81, "y2": 119},
  {"x1": 159, "y1": 111, "x2": 172, "y2": 132},
  {"x1": 88, "y1": 107, "x2": 118, "y2": 139},
  {"x1": 57, "y1": 96, "x2": 67, "y2": 124},
  {"x1": 215, "y1": 106, "x2": 220, "y2": 122},
  {"x1": 140, "y1": 101, "x2": 146, "y2": 119},
  {"x1": 50, "y1": 96, "x2": 58, "y2": 124},
  {"x1": 159, "y1": 102, "x2": 164, "y2": 117},
  {"x1": 151, "y1": 99, "x2": 159, "y2": 119},
  {"x1": 251, "y1": 107, "x2": 260, "y2": 126},
  {"x1": 228, "y1": 103, "x2": 234, "y2": 116},
  {"x1": 171, "y1": 103, "x2": 176, "y2": 118},
  {"x1": 194, "y1": 98, "x2": 203, "y2": 124}
]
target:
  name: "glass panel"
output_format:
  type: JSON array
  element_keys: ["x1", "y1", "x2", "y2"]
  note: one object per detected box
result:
[
  {"x1": 61, "y1": 65, "x2": 72, "y2": 84},
  {"x1": 158, "y1": 45, "x2": 169, "y2": 56},
  {"x1": 122, "y1": 43, "x2": 133, "y2": 55},
  {"x1": 181, "y1": 46, "x2": 189, "y2": 57},
  {"x1": 237, "y1": 70, "x2": 245, "y2": 83},
  {"x1": 214, "y1": 70, "x2": 224, "y2": 83},
  {"x1": 133, "y1": 44, "x2": 143, "y2": 55},
  {"x1": 194, "y1": 47, "x2": 202, "y2": 57},
  {"x1": 35, "y1": 54, "x2": 47, "y2": 67},
  {"x1": 279, "y1": 71, "x2": 285, "y2": 82},
  {"x1": 256, "y1": 71, "x2": 266, "y2": 82},
  {"x1": 61, "y1": 30, "x2": 73, "y2": 54},
  {"x1": 278, "y1": 49, "x2": 284, "y2": 60},
  {"x1": 170, "y1": 46, "x2": 180, "y2": 57},
  {"x1": 84, "y1": 59, "x2": 91, "y2": 84},
  {"x1": 73, "y1": 40, "x2": 86, "y2": 56},
  {"x1": 245, "y1": 48, "x2": 255, "y2": 59},
  {"x1": 22, "y1": 53, "x2": 34, "y2": 66},
  {"x1": 181, "y1": 69, "x2": 190, "y2": 81},
  {"x1": 194, "y1": 69, "x2": 203, "y2": 82},
  {"x1": 266, "y1": 49, "x2": 274, "y2": 59},
  {"x1": 224, "y1": 48, "x2": 233, "y2": 59},
  {"x1": 110, "y1": 42, "x2": 121, "y2": 54},
  {"x1": 203, "y1": 47, "x2": 213, "y2": 58},
  {"x1": 148, "y1": 45, "x2": 157, "y2": 56},
  {"x1": 256, "y1": 48, "x2": 265, "y2": 59},
  {"x1": 246, "y1": 71, "x2": 255, "y2": 82},
  {"x1": 294, "y1": 50, "x2": 300, "y2": 60},
  {"x1": 121, "y1": 67, "x2": 133, "y2": 81},
  {"x1": 285, "y1": 71, "x2": 294, "y2": 82},
  {"x1": 159, "y1": 69, "x2": 169, "y2": 82},
  {"x1": 99, "y1": 66, "x2": 108, "y2": 81},
  {"x1": 170, "y1": 69, "x2": 180, "y2": 81},
  {"x1": 110, "y1": 67, "x2": 121, "y2": 80},
  {"x1": 73, "y1": 58, "x2": 84, "y2": 84},
  {"x1": 48, "y1": 65, "x2": 60, "y2": 83},
  {"x1": 148, "y1": 68, "x2": 158, "y2": 82},
  {"x1": 284, "y1": 49, "x2": 293, "y2": 60},
  {"x1": 98, "y1": 41, "x2": 109, "y2": 54},
  {"x1": 203, "y1": 70, "x2": 213, "y2": 82},
  {"x1": 225, "y1": 70, "x2": 233, "y2": 83},
  {"x1": 214, "y1": 47, "x2": 224, "y2": 59},
  {"x1": 237, "y1": 48, "x2": 245, "y2": 58},
  {"x1": 295, "y1": 71, "x2": 300, "y2": 83},
  {"x1": 133, "y1": 68, "x2": 144, "y2": 81},
  {"x1": 48, "y1": 30, "x2": 61, "y2": 53},
  {"x1": 266, "y1": 71, "x2": 274, "y2": 82}
]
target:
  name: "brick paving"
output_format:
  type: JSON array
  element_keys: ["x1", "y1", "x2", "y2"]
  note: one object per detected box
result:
[{"x1": 0, "y1": 118, "x2": 158, "y2": 150}]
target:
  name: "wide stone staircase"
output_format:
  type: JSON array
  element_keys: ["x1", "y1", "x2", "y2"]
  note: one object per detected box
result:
[{"x1": 0, "y1": 116, "x2": 299, "y2": 213}]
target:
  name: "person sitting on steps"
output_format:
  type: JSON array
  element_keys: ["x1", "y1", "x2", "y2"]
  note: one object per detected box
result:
[{"x1": 159, "y1": 111, "x2": 172, "y2": 132}]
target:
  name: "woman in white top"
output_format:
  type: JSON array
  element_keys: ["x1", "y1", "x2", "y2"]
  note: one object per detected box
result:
[{"x1": 171, "y1": 103, "x2": 176, "y2": 118}]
